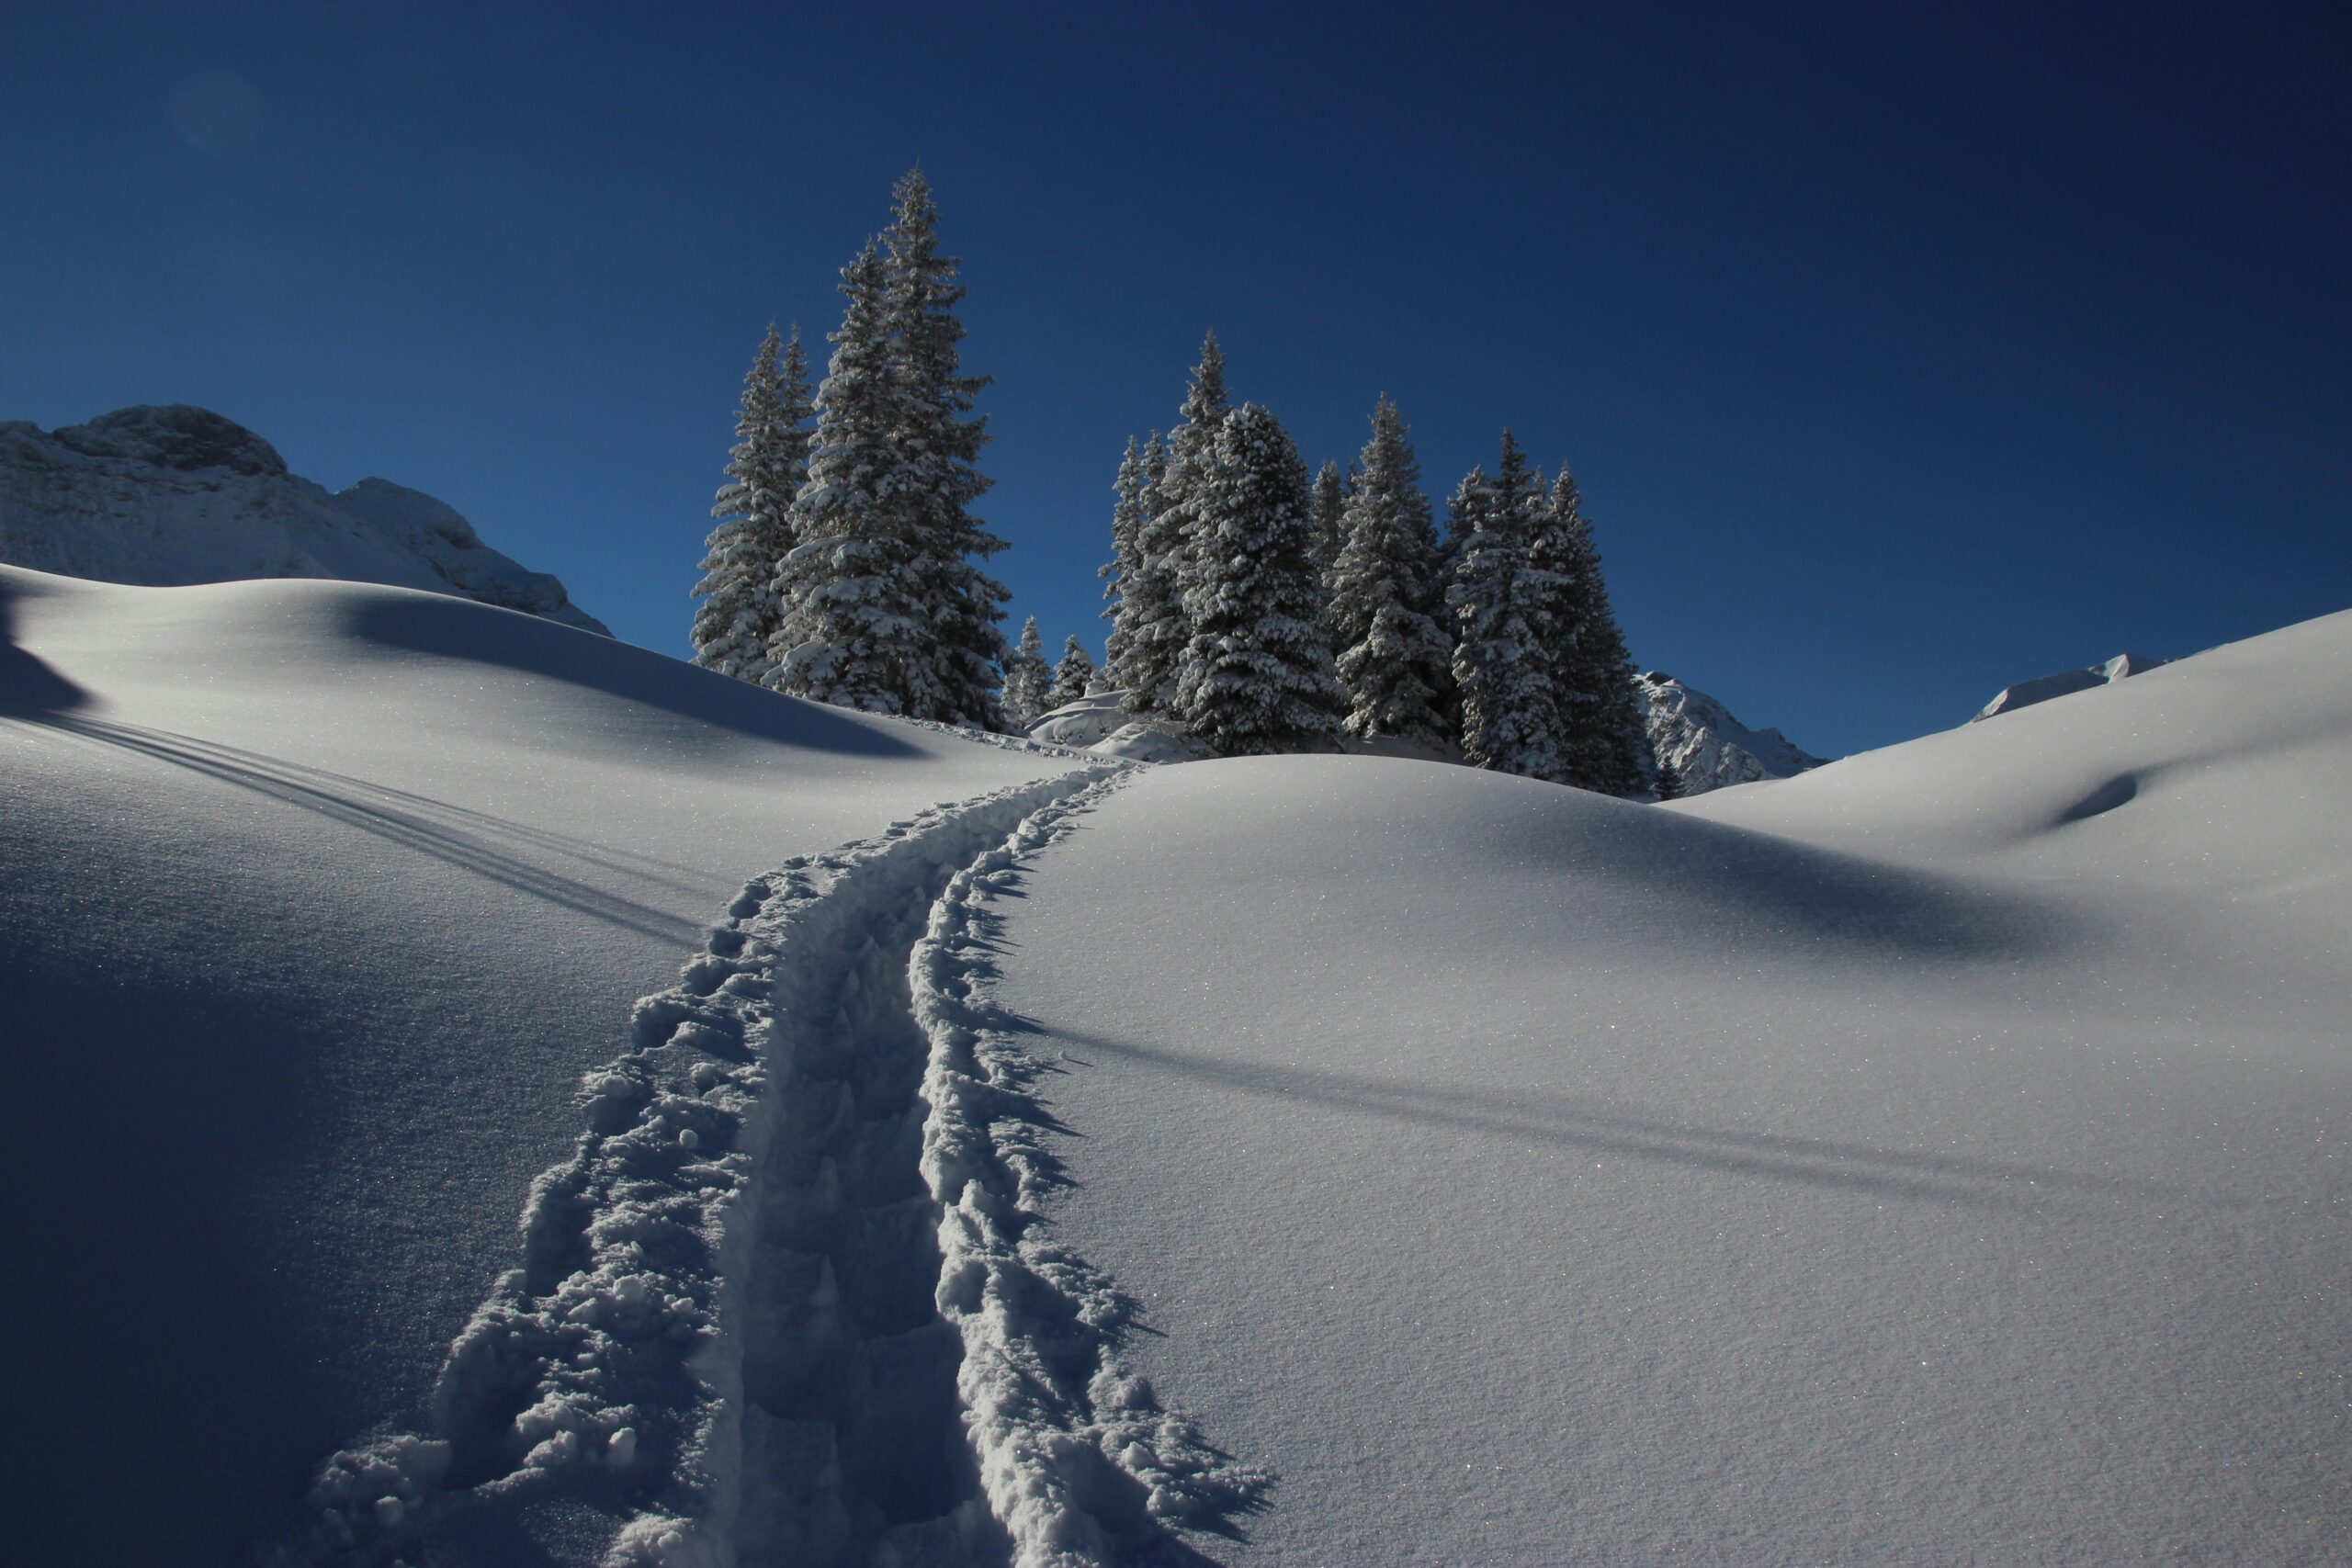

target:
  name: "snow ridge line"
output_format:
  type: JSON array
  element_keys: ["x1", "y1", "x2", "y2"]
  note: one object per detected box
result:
[
  {"x1": 279, "y1": 764, "x2": 1120, "y2": 1567},
  {"x1": 913, "y1": 777, "x2": 1271, "y2": 1567}
]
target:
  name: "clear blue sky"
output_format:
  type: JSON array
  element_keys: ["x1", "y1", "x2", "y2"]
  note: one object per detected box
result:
[{"x1": 5, "y1": 1, "x2": 2345, "y2": 757}]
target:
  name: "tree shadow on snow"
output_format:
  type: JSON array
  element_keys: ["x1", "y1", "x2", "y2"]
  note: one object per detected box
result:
[
  {"x1": 345, "y1": 592, "x2": 931, "y2": 757},
  {"x1": 0, "y1": 577, "x2": 90, "y2": 714},
  {"x1": 1019, "y1": 1021, "x2": 2182, "y2": 1215}
]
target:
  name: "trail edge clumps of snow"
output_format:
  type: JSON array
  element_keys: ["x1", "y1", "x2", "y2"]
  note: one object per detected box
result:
[
  {"x1": 912, "y1": 775, "x2": 1271, "y2": 1567},
  {"x1": 283, "y1": 764, "x2": 1136, "y2": 1565}
]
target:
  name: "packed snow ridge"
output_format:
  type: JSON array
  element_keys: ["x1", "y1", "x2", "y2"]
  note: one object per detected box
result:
[
  {"x1": 0, "y1": 404, "x2": 609, "y2": 633},
  {"x1": 288, "y1": 764, "x2": 1257, "y2": 1567},
  {"x1": 1969, "y1": 650, "x2": 2166, "y2": 723}
]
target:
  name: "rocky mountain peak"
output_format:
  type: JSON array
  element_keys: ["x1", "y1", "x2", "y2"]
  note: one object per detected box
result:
[{"x1": 50, "y1": 404, "x2": 288, "y2": 478}]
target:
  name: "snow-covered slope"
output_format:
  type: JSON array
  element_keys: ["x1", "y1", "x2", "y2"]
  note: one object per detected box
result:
[
  {"x1": 0, "y1": 404, "x2": 609, "y2": 633},
  {"x1": 7, "y1": 556, "x2": 2346, "y2": 1564},
  {"x1": 0, "y1": 565, "x2": 1097, "y2": 1565},
  {"x1": 1637, "y1": 668, "x2": 1827, "y2": 789},
  {"x1": 968, "y1": 611, "x2": 2351, "y2": 1564},
  {"x1": 1969, "y1": 649, "x2": 2166, "y2": 722}
]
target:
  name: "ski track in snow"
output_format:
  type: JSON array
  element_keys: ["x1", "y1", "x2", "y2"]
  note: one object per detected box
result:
[{"x1": 278, "y1": 760, "x2": 1261, "y2": 1567}]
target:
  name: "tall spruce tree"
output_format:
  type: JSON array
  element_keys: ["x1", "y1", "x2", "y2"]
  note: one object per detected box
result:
[
  {"x1": 1307, "y1": 460, "x2": 1349, "y2": 587},
  {"x1": 1100, "y1": 434, "x2": 1153, "y2": 694},
  {"x1": 1002, "y1": 615, "x2": 1052, "y2": 728},
  {"x1": 768, "y1": 241, "x2": 943, "y2": 716},
  {"x1": 881, "y1": 169, "x2": 1009, "y2": 729},
  {"x1": 1126, "y1": 335, "x2": 1230, "y2": 713},
  {"x1": 1328, "y1": 395, "x2": 1453, "y2": 747},
  {"x1": 1050, "y1": 635, "x2": 1098, "y2": 708},
  {"x1": 1447, "y1": 432, "x2": 1567, "y2": 777},
  {"x1": 1543, "y1": 468, "x2": 1650, "y2": 795},
  {"x1": 1173, "y1": 402, "x2": 1346, "y2": 755},
  {"x1": 692, "y1": 324, "x2": 813, "y2": 682}
]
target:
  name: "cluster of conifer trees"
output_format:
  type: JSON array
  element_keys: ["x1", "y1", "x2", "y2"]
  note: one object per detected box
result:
[
  {"x1": 691, "y1": 172, "x2": 1653, "y2": 795},
  {"x1": 691, "y1": 170, "x2": 1009, "y2": 728},
  {"x1": 999, "y1": 616, "x2": 1099, "y2": 728},
  {"x1": 1096, "y1": 336, "x2": 1653, "y2": 792}
]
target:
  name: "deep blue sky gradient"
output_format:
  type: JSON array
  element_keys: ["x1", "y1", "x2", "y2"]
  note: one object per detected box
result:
[{"x1": 5, "y1": 1, "x2": 2346, "y2": 756}]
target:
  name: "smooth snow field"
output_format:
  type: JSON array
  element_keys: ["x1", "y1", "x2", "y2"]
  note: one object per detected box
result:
[
  {"x1": 978, "y1": 612, "x2": 2352, "y2": 1565},
  {"x1": 3, "y1": 563, "x2": 2346, "y2": 1565}
]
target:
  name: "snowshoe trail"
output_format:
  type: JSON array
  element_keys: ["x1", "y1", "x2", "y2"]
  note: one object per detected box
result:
[{"x1": 283, "y1": 761, "x2": 1260, "y2": 1568}]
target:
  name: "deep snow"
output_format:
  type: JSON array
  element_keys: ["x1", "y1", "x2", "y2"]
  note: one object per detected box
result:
[
  {"x1": 1028, "y1": 678, "x2": 1826, "y2": 794},
  {"x1": 0, "y1": 566, "x2": 1089, "y2": 1564},
  {"x1": 1969, "y1": 650, "x2": 2168, "y2": 724},
  {"x1": 3, "y1": 562, "x2": 2345, "y2": 1565},
  {"x1": 976, "y1": 611, "x2": 2352, "y2": 1564}
]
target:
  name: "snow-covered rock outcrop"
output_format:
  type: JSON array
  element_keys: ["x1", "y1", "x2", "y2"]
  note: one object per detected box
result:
[
  {"x1": 0, "y1": 404, "x2": 609, "y2": 634},
  {"x1": 1968, "y1": 651, "x2": 2165, "y2": 723},
  {"x1": 1025, "y1": 690, "x2": 1216, "y2": 764},
  {"x1": 1637, "y1": 671, "x2": 1828, "y2": 792}
]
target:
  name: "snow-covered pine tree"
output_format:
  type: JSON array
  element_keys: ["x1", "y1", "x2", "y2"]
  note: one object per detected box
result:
[
  {"x1": 1307, "y1": 459, "x2": 1349, "y2": 587},
  {"x1": 692, "y1": 323, "x2": 813, "y2": 682},
  {"x1": 1328, "y1": 394, "x2": 1454, "y2": 747},
  {"x1": 1173, "y1": 401, "x2": 1346, "y2": 755},
  {"x1": 881, "y1": 169, "x2": 1011, "y2": 729},
  {"x1": 1050, "y1": 635, "x2": 1098, "y2": 709},
  {"x1": 1100, "y1": 434, "x2": 1153, "y2": 694},
  {"x1": 1002, "y1": 615, "x2": 1052, "y2": 728},
  {"x1": 1542, "y1": 468, "x2": 1650, "y2": 795},
  {"x1": 1447, "y1": 432, "x2": 1566, "y2": 777},
  {"x1": 1126, "y1": 336, "x2": 1231, "y2": 714},
  {"x1": 768, "y1": 240, "x2": 943, "y2": 716}
]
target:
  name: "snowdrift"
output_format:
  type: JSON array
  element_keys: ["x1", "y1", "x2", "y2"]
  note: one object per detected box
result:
[
  {"x1": 0, "y1": 566, "x2": 1089, "y2": 1565},
  {"x1": 5, "y1": 559, "x2": 2345, "y2": 1564},
  {"x1": 977, "y1": 609, "x2": 2352, "y2": 1564}
]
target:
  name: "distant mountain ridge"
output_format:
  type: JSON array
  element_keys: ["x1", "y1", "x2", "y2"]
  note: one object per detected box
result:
[
  {"x1": 1637, "y1": 671, "x2": 1829, "y2": 791},
  {"x1": 0, "y1": 404, "x2": 608, "y2": 635}
]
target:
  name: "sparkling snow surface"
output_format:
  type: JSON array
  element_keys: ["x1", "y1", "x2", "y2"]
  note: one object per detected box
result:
[
  {"x1": 0, "y1": 566, "x2": 1080, "y2": 1563},
  {"x1": 5, "y1": 560, "x2": 2346, "y2": 1564},
  {"x1": 979, "y1": 611, "x2": 2352, "y2": 1564}
]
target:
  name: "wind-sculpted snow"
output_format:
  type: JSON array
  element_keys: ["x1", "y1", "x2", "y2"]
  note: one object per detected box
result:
[
  {"x1": 1968, "y1": 650, "x2": 2166, "y2": 723},
  {"x1": 972, "y1": 601, "x2": 2352, "y2": 1566},
  {"x1": 279, "y1": 761, "x2": 1252, "y2": 1566},
  {"x1": 0, "y1": 568, "x2": 1115, "y2": 1565}
]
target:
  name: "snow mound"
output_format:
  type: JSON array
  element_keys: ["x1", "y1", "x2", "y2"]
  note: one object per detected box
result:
[
  {"x1": 0, "y1": 565, "x2": 1098, "y2": 1565},
  {"x1": 0, "y1": 404, "x2": 609, "y2": 634},
  {"x1": 1969, "y1": 649, "x2": 2167, "y2": 722},
  {"x1": 1636, "y1": 669, "x2": 1827, "y2": 791},
  {"x1": 978, "y1": 605, "x2": 2352, "y2": 1563},
  {"x1": 1025, "y1": 691, "x2": 1215, "y2": 764}
]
